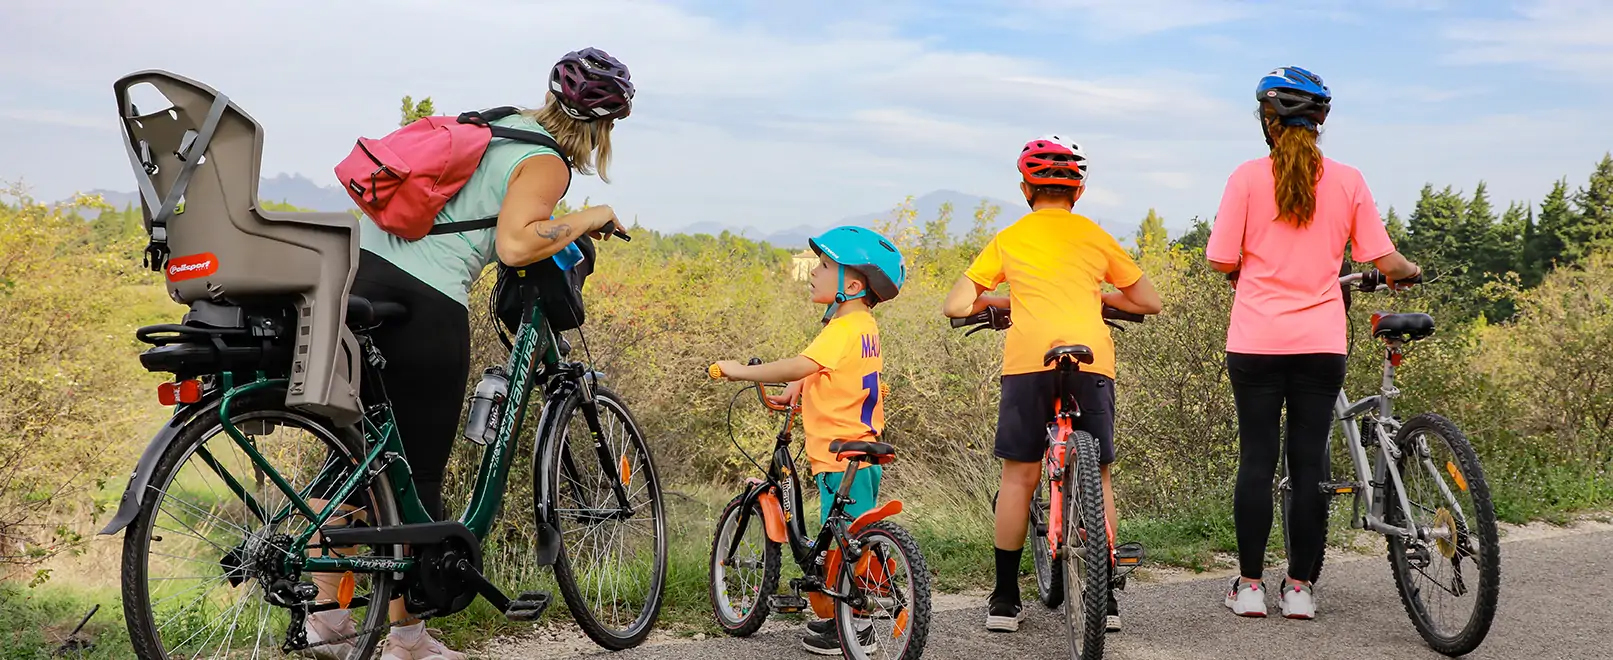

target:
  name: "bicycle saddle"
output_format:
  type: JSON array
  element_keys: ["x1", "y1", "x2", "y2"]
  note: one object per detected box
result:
[
  {"x1": 1371, "y1": 312, "x2": 1435, "y2": 342},
  {"x1": 346, "y1": 295, "x2": 409, "y2": 327},
  {"x1": 1043, "y1": 344, "x2": 1094, "y2": 366},
  {"x1": 830, "y1": 440, "x2": 896, "y2": 463}
]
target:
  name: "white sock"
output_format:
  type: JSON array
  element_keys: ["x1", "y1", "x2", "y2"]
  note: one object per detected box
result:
[
  {"x1": 310, "y1": 608, "x2": 349, "y2": 628},
  {"x1": 390, "y1": 621, "x2": 424, "y2": 644}
]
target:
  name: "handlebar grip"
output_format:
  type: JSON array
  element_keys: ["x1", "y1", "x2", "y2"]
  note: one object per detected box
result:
[
  {"x1": 707, "y1": 364, "x2": 724, "y2": 380},
  {"x1": 949, "y1": 316, "x2": 973, "y2": 328},
  {"x1": 1102, "y1": 306, "x2": 1147, "y2": 323},
  {"x1": 598, "y1": 221, "x2": 633, "y2": 242},
  {"x1": 747, "y1": 357, "x2": 763, "y2": 366}
]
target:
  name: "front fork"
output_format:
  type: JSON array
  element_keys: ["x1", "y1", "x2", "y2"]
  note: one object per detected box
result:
[{"x1": 567, "y1": 373, "x2": 633, "y2": 514}]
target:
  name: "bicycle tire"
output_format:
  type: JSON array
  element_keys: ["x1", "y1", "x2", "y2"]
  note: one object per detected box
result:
[
  {"x1": 708, "y1": 493, "x2": 781, "y2": 637},
  {"x1": 834, "y1": 520, "x2": 932, "y2": 660},
  {"x1": 1060, "y1": 432, "x2": 1108, "y2": 660},
  {"x1": 543, "y1": 385, "x2": 669, "y2": 650},
  {"x1": 1030, "y1": 476, "x2": 1064, "y2": 608},
  {"x1": 1384, "y1": 413, "x2": 1500, "y2": 657},
  {"x1": 122, "y1": 390, "x2": 398, "y2": 660}
]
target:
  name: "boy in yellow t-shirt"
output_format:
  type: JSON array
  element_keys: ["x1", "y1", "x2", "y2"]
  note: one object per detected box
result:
[
  {"x1": 943, "y1": 135, "x2": 1161, "y2": 634},
  {"x1": 714, "y1": 225, "x2": 906, "y2": 656}
]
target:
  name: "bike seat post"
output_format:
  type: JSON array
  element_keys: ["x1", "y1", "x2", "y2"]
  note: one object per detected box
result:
[{"x1": 1055, "y1": 357, "x2": 1081, "y2": 419}]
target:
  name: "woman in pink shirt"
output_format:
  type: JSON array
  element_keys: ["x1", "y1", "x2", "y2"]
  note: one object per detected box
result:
[{"x1": 1206, "y1": 66, "x2": 1421, "y2": 620}]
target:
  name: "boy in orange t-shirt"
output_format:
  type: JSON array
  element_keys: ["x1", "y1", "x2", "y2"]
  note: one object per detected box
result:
[
  {"x1": 714, "y1": 225, "x2": 906, "y2": 655},
  {"x1": 943, "y1": 135, "x2": 1161, "y2": 634}
]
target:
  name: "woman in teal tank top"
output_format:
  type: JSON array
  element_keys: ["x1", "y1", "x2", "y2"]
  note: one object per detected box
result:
[{"x1": 308, "y1": 48, "x2": 635, "y2": 660}]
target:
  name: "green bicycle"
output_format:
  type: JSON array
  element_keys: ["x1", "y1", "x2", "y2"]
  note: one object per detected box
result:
[{"x1": 98, "y1": 69, "x2": 667, "y2": 659}]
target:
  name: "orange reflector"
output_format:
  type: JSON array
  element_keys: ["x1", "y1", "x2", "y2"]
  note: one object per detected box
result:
[
  {"x1": 619, "y1": 456, "x2": 632, "y2": 489},
  {"x1": 337, "y1": 571, "x2": 355, "y2": 609},
  {"x1": 894, "y1": 609, "x2": 910, "y2": 637},
  {"x1": 1446, "y1": 461, "x2": 1468, "y2": 491}
]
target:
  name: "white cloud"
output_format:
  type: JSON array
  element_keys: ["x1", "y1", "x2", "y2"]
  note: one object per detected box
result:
[{"x1": 1442, "y1": 0, "x2": 1613, "y2": 77}]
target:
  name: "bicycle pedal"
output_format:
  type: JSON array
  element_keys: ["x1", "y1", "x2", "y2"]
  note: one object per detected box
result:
[
  {"x1": 1320, "y1": 481, "x2": 1361, "y2": 495},
  {"x1": 768, "y1": 594, "x2": 809, "y2": 613},
  {"x1": 1114, "y1": 542, "x2": 1145, "y2": 566},
  {"x1": 505, "y1": 591, "x2": 552, "y2": 622}
]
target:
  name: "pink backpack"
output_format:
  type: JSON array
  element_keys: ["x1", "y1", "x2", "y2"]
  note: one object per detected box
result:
[{"x1": 334, "y1": 106, "x2": 570, "y2": 240}]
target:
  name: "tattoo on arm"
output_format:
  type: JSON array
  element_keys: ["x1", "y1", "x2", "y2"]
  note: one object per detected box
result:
[{"x1": 535, "y1": 222, "x2": 572, "y2": 241}]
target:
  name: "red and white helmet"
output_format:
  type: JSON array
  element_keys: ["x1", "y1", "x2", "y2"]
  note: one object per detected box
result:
[{"x1": 1018, "y1": 135, "x2": 1088, "y2": 188}]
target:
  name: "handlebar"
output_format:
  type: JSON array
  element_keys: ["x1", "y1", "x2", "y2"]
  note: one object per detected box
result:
[
  {"x1": 599, "y1": 220, "x2": 633, "y2": 242},
  {"x1": 1340, "y1": 268, "x2": 1425, "y2": 292},
  {"x1": 949, "y1": 305, "x2": 1146, "y2": 335},
  {"x1": 707, "y1": 358, "x2": 794, "y2": 413}
]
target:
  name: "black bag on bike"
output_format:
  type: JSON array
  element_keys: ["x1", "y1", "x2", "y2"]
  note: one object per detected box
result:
[{"x1": 491, "y1": 232, "x2": 596, "y2": 345}]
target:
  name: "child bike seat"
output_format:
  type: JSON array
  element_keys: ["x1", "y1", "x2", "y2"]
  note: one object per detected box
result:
[{"x1": 830, "y1": 440, "x2": 896, "y2": 464}]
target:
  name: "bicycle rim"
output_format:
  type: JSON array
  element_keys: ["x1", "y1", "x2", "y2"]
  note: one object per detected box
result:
[
  {"x1": 546, "y1": 386, "x2": 668, "y2": 650},
  {"x1": 708, "y1": 493, "x2": 780, "y2": 636},
  {"x1": 1385, "y1": 413, "x2": 1500, "y2": 656},
  {"x1": 1031, "y1": 478, "x2": 1064, "y2": 608},
  {"x1": 834, "y1": 521, "x2": 932, "y2": 660},
  {"x1": 122, "y1": 395, "x2": 396, "y2": 660},
  {"x1": 1060, "y1": 432, "x2": 1109, "y2": 660}
]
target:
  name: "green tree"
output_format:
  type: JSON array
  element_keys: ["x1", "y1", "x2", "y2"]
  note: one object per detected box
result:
[
  {"x1": 1525, "y1": 179, "x2": 1573, "y2": 284},
  {"x1": 1133, "y1": 208, "x2": 1168, "y2": 261},
  {"x1": 1383, "y1": 206, "x2": 1409, "y2": 246},
  {"x1": 1568, "y1": 152, "x2": 1613, "y2": 263},
  {"x1": 399, "y1": 94, "x2": 436, "y2": 126},
  {"x1": 1171, "y1": 215, "x2": 1212, "y2": 252},
  {"x1": 962, "y1": 199, "x2": 1000, "y2": 254}
]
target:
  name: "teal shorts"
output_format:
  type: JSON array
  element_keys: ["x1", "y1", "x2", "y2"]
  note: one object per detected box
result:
[{"x1": 815, "y1": 465, "x2": 883, "y2": 526}]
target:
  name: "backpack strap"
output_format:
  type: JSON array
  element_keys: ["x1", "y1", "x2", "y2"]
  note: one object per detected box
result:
[{"x1": 428, "y1": 107, "x2": 574, "y2": 236}]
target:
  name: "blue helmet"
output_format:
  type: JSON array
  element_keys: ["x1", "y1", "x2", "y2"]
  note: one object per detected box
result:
[
  {"x1": 1257, "y1": 66, "x2": 1331, "y2": 128},
  {"x1": 808, "y1": 225, "x2": 906, "y2": 319}
]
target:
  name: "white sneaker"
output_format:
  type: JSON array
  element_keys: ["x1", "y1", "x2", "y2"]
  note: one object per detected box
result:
[
  {"x1": 381, "y1": 623, "x2": 467, "y2": 660},
  {"x1": 1281, "y1": 581, "x2": 1316, "y2": 620},
  {"x1": 1224, "y1": 577, "x2": 1267, "y2": 618},
  {"x1": 301, "y1": 609, "x2": 356, "y2": 660}
]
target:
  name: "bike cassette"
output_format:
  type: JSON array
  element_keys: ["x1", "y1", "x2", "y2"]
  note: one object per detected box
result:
[{"x1": 1432, "y1": 508, "x2": 1458, "y2": 559}]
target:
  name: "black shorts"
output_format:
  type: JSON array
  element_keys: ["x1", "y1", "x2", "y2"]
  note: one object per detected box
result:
[{"x1": 994, "y1": 371, "x2": 1117, "y2": 465}]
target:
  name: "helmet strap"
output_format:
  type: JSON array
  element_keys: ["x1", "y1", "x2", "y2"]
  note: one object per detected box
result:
[{"x1": 820, "y1": 264, "x2": 867, "y2": 324}]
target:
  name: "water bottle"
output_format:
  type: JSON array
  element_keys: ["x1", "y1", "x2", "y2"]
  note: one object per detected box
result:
[
  {"x1": 462, "y1": 366, "x2": 509, "y2": 445},
  {"x1": 552, "y1": 242, "x2": 584, "y2": 272}
]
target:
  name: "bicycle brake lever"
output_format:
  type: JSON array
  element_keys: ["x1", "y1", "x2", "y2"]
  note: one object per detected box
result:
[
  {"x1": 1105, "y1": 320, "x2": 1126, "y2": 333},
  {"x1": 965, "y1": 324, "x2": 992, "y2": 337}
]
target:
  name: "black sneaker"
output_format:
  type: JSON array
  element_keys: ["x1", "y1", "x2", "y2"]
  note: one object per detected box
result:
[
  {"x1": 985, "y1": 594, "x2": 1024, "y2": 632},
  {"x1": 1106, "y1": 592, "x2": 1122, "y2": 632},
  {"x1": 801, "y1": 622, "x2": 877, "y2": 656},
  {"x1": 806, "y1": 618, "x2": 834, "y2": 636}
]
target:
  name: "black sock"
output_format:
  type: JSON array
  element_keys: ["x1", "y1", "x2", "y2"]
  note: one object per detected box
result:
[{"x1": 993, "y1": 547, "x2": 1022, "y2": 603}]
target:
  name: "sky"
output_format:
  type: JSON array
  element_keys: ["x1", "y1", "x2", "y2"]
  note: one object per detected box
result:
[{"x1": 2, "y1": 0, "x2": 1611, "y2": 234}]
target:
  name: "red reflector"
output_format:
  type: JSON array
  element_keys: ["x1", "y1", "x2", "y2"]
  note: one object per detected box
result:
[
  {"x1": 1389, "y1": 352, "x2": 1404, "y2": 366},
  {"x1": 177, "y1": 379, "x2": 202, "y2": 404},
  {"x1": 158, "y1": 380, "x2": 203, "y2": 405},
  {"x1": 157, "y1": 382, "x2": 177, "y2": 406}
]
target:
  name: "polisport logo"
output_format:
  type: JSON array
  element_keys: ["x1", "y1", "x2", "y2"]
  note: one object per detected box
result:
[{"x1": 166, "y1": 253, "x2": 219, "y2": 281}]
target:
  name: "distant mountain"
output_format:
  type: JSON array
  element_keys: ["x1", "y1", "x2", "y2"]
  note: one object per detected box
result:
[{"x1": 73, "y1": 173, "x2": 356, "y2": 214}]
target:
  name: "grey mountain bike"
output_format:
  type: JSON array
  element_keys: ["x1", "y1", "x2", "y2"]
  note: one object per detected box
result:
[{"x1": 1275, "y1": 268, "x2": 1500, "y2": 657}]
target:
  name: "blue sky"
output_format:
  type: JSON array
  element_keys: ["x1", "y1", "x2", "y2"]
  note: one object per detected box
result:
[{"x1": 2, "y1": 0, "x2": 1610, "y2": 234}]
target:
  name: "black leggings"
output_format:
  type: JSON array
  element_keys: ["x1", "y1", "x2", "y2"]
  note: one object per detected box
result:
[
  {"x1": 351, "y1": 250, "x2": 471, "y2": 521},
  {"x1": 1226, "y1": 352, "x2": 1346, "y2": 583}
]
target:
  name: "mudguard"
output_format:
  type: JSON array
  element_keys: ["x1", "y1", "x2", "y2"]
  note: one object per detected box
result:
[
  {"x1": 745, "y1": 479, "x2": 789, "y2": 544},
  {"x1": 98, "y1": 394, "x2": 225, "y2": 536}
]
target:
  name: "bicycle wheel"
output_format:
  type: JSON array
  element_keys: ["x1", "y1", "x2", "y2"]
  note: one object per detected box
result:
[
  {"x1": 1030, "y1": 471, "x2": 1064, "y2": 608},
  {"x1": 1384, "y1": 413, "x2": 1500, "y2": 657},
  {"x1": 122, "y1": 389, "x2": 399, "y2": 660},
  {"x1": 709, "y1": 493, "x2": 781, "y2": 636},
  {"x1": 1060, "y1": 432, "x2": 1108, "y2": 660},
  {"x1": 542, "y1": 385, "x2": 668, "y2": 650},
  {"x1": 1277, "y1": 438, "x2": 1328, "y2": 584},
  {"x1": 834, "y1": 520, "x2": 932, "y2": 660}
]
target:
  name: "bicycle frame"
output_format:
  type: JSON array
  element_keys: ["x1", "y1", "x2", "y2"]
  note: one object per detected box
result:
[
  {"x1": 201, "y1": 296, "x2": 589, "y2": 577},
  {"x1": 1330, "y1": 338, "x2": 1468, "y2": 546},
  {"x1": 722, "y1": 386, "x2": 901, "y2": 599}
]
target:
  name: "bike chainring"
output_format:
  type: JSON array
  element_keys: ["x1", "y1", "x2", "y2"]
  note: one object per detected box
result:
[{"x1": 403, "y1": 536, "x2": 483, "y2": 618}]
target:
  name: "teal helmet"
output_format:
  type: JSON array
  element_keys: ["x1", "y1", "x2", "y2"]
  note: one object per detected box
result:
[{"x1": 808, "y1": 226, "x2": 906, "y2": 320}]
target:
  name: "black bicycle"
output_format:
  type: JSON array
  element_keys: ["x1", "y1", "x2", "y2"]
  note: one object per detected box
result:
[{"x1": 704, "y1": 359, "x2": 932, "y2": 660}]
